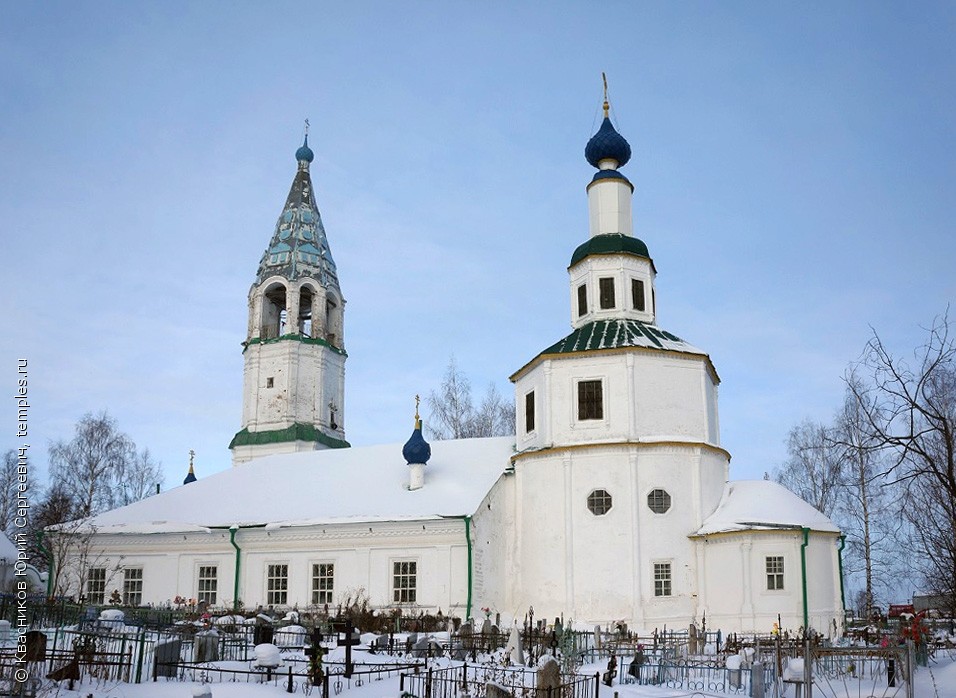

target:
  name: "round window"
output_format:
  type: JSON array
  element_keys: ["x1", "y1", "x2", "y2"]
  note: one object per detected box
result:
[
  {"x1": 647, "y1": 489, "x2": 671, "y2": 514},
  {"x1": 587, "y1": 489, "x2": 612, "y2": 516}
]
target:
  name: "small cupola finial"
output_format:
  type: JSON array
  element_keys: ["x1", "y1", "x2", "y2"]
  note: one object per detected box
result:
[
  {"x1": 585, "y1": 75, "x2": 631, "y2": 170},
  {"x1": 183, "y1": 449, "x2": 197, "y2": 485},
  {"x1": 295, "y1": 118, "x2": 314, "y2": 165},
  {"x1": 404, "y1": 395, "x2": 431, "y2": 490}
]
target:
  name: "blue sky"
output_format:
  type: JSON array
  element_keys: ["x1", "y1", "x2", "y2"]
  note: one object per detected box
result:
[{"x1": 2, "y1": 2, "x2": 954, "y2": 489}]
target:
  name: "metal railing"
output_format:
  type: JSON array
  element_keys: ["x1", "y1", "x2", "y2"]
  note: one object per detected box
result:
[{"x1": 400, "y1": 664, "x2": 599, "y2": 698}]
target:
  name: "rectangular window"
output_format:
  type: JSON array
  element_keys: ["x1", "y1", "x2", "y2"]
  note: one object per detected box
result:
[
  {"x1": 311, "y1": 563, "x2": 334, "y2": 605},
  {"x1": 123, "y1": 568, "x2": 143, "y2": 606},
  {"x1": 267, "y1": 564, "x2": 289, "y2": 606},
  {"x1": 766, "y1": 556, "x2": 785, "y2": 590},
  {"x1": 524, "y1": 391, "x2": 535, "y2": 433},
  {"x1": 198, "y1": 566, "x2": 218, "y2": 605},
  {"x1": 577, "y1": 284, "x2": 588, "y2": 317},
  {"x1": 393, "y1": 560, "x2": 417, "y2": 604},
  {"x1": 87, "y1": 568, "x2": 106, "y2": 605},
  {"x1": 577, "y1": 380, "x2": 603, "y2": 421},
  {"x1": 631, "y1": 279, "x2": 646, "y2": 311},
  {"x1": 599, "y1": 277, "x2": 615, "y2": 309},
  {"x1": 654, "y1": 562, "x2": 672, "y2": 597}
]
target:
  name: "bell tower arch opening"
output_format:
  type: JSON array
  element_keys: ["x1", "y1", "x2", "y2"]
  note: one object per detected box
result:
[{"x1": 260, "y1": 282, "x2": 288, "y2": 339}]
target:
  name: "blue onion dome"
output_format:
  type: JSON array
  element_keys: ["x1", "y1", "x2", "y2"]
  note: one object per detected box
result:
[
  {"x1": 585, "y1": 117, "x2": 631, "y2": 169},
  {"x1": 295, "y1": 134, "x2": 314, "y2": 163},
  {"x1": 403, "y1": 417, "x2": 431, "y2": 465},
  {"x1": 183, "y1": 453, "x2": 197, "y2": 485}
]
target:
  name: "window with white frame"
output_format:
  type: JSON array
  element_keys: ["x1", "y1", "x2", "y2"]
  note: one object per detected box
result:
[
  {"x1": 312, "y1": 563, "x2": 334, "y2": 605},
  {"x1": 197, "y1": 565, "x2": 218, "y2": 605},
  {"x1": 631, "y1": 279, "x2": 646, "y2": 311},
  {"x1": 87, "y1": 568, "x2": 106, "y2": 605},
  {"x1": 766, "y1": 556, "x2": 784, "y2": 590},
  {"x1": 392, "y1": 560, "x2": 417, "y2": 603},
  {"x1": 587, "y1": 489, "x2": 613, "y2": 515},
  {"x1": 654, "y1": 562, "x2": 672, "y2": 597},
  {"x1": 267, "y1": 564, "x2": 289, "y2": 606},
  {"x1": 577, "y1": 380, "x2": 603, "y2": 420},
  {"x1": 647, "y1": 489, "x2": 672, "y2": 514},
  {"x1": 123, "y1": 568, "x2": 143, "y2": 606},
  {"x1": 525, "y1": 391, "x2": 535, "y2": 433},
  {"x1": 599, "y1": 277, "x2": 616, "y2": 309}
]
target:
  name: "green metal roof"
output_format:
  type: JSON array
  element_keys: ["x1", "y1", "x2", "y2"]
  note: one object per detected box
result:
[
  {"x1": 569, "y1": 233, "x2": 651, "y2": 268},
  {"x1": 541, "y1": 318, "x2": 703, "y2": 356},
  {"x1": 229, "y1": 423, "x2": 350, "y2": 451}
]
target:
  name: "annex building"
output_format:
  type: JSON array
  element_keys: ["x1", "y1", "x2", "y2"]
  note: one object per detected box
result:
[{"x1": 59, "y1": 98, "x2": 846, "y2": 634}]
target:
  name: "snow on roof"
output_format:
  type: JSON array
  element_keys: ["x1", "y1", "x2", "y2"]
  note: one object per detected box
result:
[
  {"x1": 695, "y1": 480, "x2": 840, "y2": 536},
  {"x1": 79, "y1": 436, "x2": 515, "y2": 535},
  {"x1": 0, "y1": 532, "x2": 18, "y2": 562}
]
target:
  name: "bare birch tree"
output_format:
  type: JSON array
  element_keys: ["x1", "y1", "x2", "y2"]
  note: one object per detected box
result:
[
  {"x1": 775, "y1": 419, "x2": 845, "y2": 517},
  {"x1": 847, "y1": 312, "x2": 956, "y2": 603},
  {"x1": 426, "y1": 358, "x2": 515, "y2": 439},
  {"x1": 48, "y1": 411, "x2": 163, "y2": 518}
]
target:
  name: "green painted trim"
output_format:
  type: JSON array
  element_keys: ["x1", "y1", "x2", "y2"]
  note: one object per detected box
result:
[
  {"x1": 243, "y1": 333, "x2": 347, "y2": 356},
  {"x1": 36, "y1": 531, "x2": 53, "y2": 597},
  {"x1": 464, "y1": 516, "x2": 473, "y2": 620},
  {"x1": 229, "y1": 423, "x2": 350, "y2": 450},
  {"x1": 229, "y1": 527, "x2": 241, "y2": 611},
  {"x1": 801, "y1": 527, "x2": 810, "y2": 630},
  {"x1": 837, "y1": 534, "x2": 847, "y2": 615}
]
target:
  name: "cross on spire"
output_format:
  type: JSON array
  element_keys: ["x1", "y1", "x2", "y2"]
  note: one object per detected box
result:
[{"x1": 602, "y1": 72, "x2": 610, "y2": 118}]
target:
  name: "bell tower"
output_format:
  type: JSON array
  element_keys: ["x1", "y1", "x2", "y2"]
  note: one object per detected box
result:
[{"x1": 229, "y1": 128, "x2": 349, "y2": 465}]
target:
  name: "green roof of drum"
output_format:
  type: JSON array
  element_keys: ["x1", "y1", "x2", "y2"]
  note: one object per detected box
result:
[
  {"x1": 541, "y1": 319, "x2": 701, "y2": 355},
  {"x1": 569, "y1": 233, "x2": 651, "y2": 268}
]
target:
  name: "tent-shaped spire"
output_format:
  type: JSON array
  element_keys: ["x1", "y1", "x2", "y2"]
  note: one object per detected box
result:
[{"x1": 253, "y1": 123, "x2": 341, "y2": 291}]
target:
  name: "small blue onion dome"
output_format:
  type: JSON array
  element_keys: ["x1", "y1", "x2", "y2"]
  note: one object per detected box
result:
[
  {"x1": 183, "y1": 464, "x2": 197, "y2": 485},
  {"x1": 295, "y1": 134, "x2": 314, "y2": 163},
  {"x1": 403, "y1": 418, "x2": 431, "y2": 465},
  {"x1": 585, "y1": 117, "x2": 631, "y2": 169}
]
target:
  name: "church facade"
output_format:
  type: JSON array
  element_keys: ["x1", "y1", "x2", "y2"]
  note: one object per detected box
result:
[{"x1": 58, "y1": 101, "x2": 846, "y2": 634}]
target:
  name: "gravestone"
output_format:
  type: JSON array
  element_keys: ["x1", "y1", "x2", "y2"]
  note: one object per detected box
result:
[
  {"x1": 505, "y1": 626, "x2": 524, "y2": 665},
  {"x1": 536, "y1": 655, "x2": 561, "y2": 693},
  {"x1": 481, "y1": 618, "x2": 493, "y2": 635},
  {"x1": 253, "y1": 624, "x2": 274, "y2": 646},
  {"x1": 374, "y1": 634, "x2": 389, "y2": 650},
  {"x1": 751, "y1": 661, "x2": 765, "y2": 698},
  {"x1": 193, "y1": 630, "x2": 219, "y2": 663},
  {"x1": 459, "y1": 623, "x2": 473, "y2": 651},
  {"x1": 593, "y1": 625, "x2": 602, "y2": 649},
  {"x1": 154, "y1": 638, "x2": 182, "y2": 678},
  {"x1": 278, "y1": 624, "x2": 306, "y2": 647},
  {"x1": 726, "y1": 654, "x2": 742, "y2": 689},
  {"x1": 0, "y1": 620, "x2": 10, "y2": 643},
  {"x1": 486, "y1": 683, "x2": 511, "y2": 698},
  {"x1": 24, "y1": 631, "x2": 46, "y2": 662},
  {"x1": 688, "y1": 624, "x2": 698, "y2": 655},
  {"x1": 412, "y1": 636, "x2": 431, "y2": 658}
]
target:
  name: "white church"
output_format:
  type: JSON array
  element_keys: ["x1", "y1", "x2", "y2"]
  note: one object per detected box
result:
[{"x1": 60, "y1": 97, "x2": 846, "y2": 634}]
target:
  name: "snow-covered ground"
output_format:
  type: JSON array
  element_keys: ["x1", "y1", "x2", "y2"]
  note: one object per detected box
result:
[{"x1": 29, "y1": 643, "x2": 956, "y2": 698}]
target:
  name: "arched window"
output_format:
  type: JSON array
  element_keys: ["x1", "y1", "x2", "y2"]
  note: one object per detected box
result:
[
  {"x1": 260, "y1": 282, "x2": 287, "y2": 339},
  {"x1": 298, "y1": 286, "x2": 314, "y2": 337}
]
